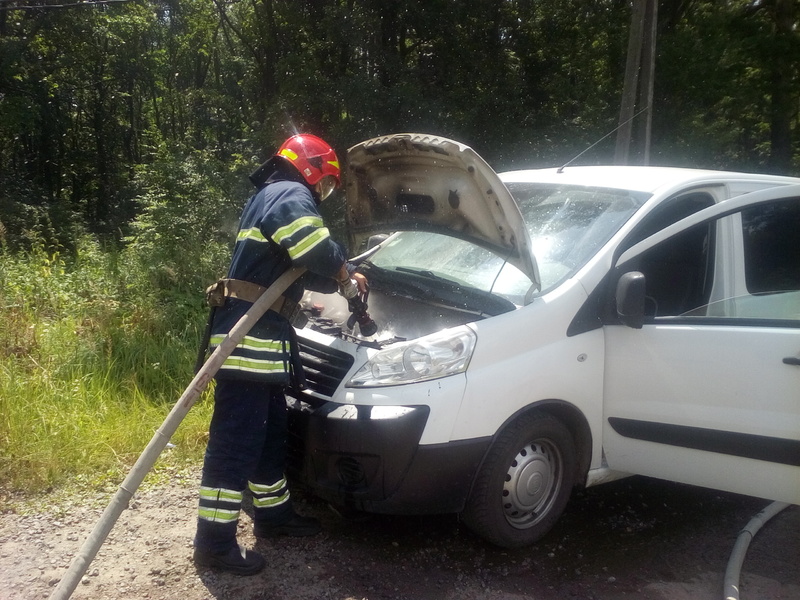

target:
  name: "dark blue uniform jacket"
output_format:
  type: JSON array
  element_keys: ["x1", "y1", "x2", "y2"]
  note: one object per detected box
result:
[{"x1": 210, "y1": 177, "x2": 346, "y2": 383}]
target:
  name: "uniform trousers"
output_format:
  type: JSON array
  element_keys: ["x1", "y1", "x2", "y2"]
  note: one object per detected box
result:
[{"x1": 195, "y1": 379, "x2": 294, "y2": 553}]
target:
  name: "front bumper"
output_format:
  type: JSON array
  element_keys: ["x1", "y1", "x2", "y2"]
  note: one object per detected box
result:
[{"x1": 286, "y1": 398, "x2": 491, "y2": 515}]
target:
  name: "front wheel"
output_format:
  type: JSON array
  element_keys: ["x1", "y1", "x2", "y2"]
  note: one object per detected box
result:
[{"x1": 462, "y1": 411, "x2": 577, "y2": 548}]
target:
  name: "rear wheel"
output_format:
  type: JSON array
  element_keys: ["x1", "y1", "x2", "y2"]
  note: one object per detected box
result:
[{"x1": 462, "y1": 411, "x2": 576, "y2": 548}]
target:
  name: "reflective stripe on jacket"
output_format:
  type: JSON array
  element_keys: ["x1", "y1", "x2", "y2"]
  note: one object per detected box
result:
[{"x1": 211, "y1": 178, "x2": 346, "y2": 383}]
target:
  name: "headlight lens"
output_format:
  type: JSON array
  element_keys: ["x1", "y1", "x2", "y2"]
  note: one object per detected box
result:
[{"x1": 346, "y1": 326, "x2": 477, "y2": 387}]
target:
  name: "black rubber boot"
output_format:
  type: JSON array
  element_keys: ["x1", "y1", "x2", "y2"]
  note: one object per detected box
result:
[
  {"x1": 193, "y1": 545, "x2": 266, "y2": 576},
  {"x1": 254, "y1": 514, "x2": 322, "y2": 538}
]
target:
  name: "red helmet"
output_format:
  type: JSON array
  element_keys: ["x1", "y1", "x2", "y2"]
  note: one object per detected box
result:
[{"x1": 276, "y1": 134, "x2": 340, "y2": 188}]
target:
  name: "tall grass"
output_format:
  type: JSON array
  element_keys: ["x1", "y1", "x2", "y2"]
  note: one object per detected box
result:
[{"x1": 0, "y1": 236, "x2": 218, "y2": 497}]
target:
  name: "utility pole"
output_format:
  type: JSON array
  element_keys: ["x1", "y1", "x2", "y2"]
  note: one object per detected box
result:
[
  {"x1": 639, "y1": 0, "x2": 658, "y2": 164},
  {"x1": 614, "y1": 0, "x2": 657, "y2": 165}
]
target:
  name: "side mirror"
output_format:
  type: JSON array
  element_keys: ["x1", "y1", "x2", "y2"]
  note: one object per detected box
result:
[{"x1": 616, "y1": 271, "x2": 646, "y2": 329}]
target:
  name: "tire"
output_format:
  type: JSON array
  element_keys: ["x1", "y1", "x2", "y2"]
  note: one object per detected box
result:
[{"x1": 462, "y1": 411, "x2": 577, "y2": 548}]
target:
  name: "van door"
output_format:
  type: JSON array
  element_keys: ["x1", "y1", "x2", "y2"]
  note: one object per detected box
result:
[{"x1": 602, "y1": 187, "x2": 800, "y2": 504}]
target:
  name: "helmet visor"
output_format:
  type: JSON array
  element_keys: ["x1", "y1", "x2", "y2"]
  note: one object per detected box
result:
[{"x1": 316, "y1": 175, "x2": 338, "y2": 201}]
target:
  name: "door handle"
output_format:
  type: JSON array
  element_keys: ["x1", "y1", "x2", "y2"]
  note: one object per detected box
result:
[{"x1": 783, "y1": 357, "x2": 800, "y2": 366}]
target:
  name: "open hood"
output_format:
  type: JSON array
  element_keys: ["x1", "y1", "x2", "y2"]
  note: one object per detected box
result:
[{"x1": 345, "y1": 133, "x2": 539, "y2": 287}]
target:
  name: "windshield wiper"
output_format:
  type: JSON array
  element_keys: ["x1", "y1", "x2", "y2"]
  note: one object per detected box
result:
[
  {"x1": 394, "y1": 266, "x2": 454, "y2": 283},
  {"x1": 363, "y1": 262, "x2": 516, "y2": 316}
]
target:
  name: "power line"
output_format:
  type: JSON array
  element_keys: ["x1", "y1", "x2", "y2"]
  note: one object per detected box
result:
[{"x1": 0, "y1": 0, "x2": 135, "y2": 11}]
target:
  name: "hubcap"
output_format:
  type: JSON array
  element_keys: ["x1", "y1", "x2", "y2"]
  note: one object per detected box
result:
[{"x1": 502, "y1": 440, "x2": 562, "y2": 529}]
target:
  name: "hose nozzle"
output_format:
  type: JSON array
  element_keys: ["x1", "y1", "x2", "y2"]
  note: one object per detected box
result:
[
  {"x1": 339, "y1": 278, "x2": 377, "y2": 336},
  {"x1": 346, "y1": 294, "x2": 378, "y2": 337}
]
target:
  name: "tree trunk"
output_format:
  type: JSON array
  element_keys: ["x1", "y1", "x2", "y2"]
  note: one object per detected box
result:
[{"x1": 768, "y1": 0, "x2": 795, "y2": 173}]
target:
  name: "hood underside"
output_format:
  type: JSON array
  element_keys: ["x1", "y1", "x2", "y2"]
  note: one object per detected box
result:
[{"x1": 345, "y1": 133, "x2": 538, "y2": 286}]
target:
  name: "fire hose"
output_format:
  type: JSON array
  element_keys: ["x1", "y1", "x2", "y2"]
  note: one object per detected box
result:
[
  {"x1": 722, "y1": 500, "x2": 791, "y2": 600},
  {"x1": 48, "y1": 266, "x2": 307, "y2": 600}
]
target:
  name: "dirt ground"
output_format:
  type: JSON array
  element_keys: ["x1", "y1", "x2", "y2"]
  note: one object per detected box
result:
[{"x1": 1, "y1": 467, "x2": 798, "y2": 600}]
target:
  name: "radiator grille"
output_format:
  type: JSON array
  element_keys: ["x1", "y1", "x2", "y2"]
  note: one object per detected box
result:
[{"x1": 294, "y1": 337, "x2": 354, "y2": 398}]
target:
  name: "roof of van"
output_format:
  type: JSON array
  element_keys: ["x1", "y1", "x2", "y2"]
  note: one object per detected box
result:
[{"x1": 499, "y1": 166, "x2": 800, "y2": 195}]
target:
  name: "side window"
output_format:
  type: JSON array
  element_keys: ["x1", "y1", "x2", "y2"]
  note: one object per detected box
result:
[
  {"x1": 596, "y1": 191, "x2": 717, "y2": 325},
  {"x1": 677, "y1": 198, "x2": 800, "y2": 322},
  {"x1": 733, "y1": 198, "x2": 800, "y2": 321},
  {"x1": 635, "y1": 223, "x2": 715, "y2": 317},
  {"x1": 742, "y1": 199, "x2": 800, "y2": 293},
  {"x1": 621, "y1": 192, "x2": 715, "y2": 252},
  {"x1": 604, "y1": 196, "x2": 799, "y2": 328}
]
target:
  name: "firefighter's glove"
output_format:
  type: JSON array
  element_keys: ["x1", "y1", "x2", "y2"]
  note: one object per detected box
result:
[{"x1": 338, "y1": 277, "x2": 359, "y2": 300}]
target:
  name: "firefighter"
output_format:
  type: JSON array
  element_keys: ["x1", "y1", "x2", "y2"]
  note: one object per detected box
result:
[{"x1": 193, "y1": 134, "x2": 366, "y2": 575}]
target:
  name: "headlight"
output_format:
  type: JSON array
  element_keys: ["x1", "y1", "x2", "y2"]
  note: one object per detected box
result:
[{"x1": 346, "y1": 326, "x2": 477, "y2": 388}]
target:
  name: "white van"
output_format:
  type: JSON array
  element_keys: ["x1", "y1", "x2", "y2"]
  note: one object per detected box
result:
[{"x1": 286, "y1": 133, "x2": 800, "y2": 548}]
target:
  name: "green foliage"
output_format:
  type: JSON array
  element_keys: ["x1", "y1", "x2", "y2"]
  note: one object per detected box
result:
[
  {"x1": 2, "y1": 0, "x2": 800, "y2": 495},
  {"x1": 0, "y1": 235, "x2": 115, "y2": 318},
  {"x1": 121, "y1": 144, "x2": 247, "y2": 310},
  {"x1": 0, "y1": 237, "x2": 214, "y2": 495},
  {"x1": 655, "y1": 0, "x2": 800, "y2": 171},
  {"x1": 3, "y1": 0, "x2": 799, "y2": 245}
]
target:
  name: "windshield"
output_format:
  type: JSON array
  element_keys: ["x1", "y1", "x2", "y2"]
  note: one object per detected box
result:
[
  {"x1": 509, "y1": 182, "x2": 648, "y2": 290},
  {"x1": 365, "y1": 183, "x2": 649, "y2": 305}
]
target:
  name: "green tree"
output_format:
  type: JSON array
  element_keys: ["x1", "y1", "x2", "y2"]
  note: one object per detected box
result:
[
  {"x1": 655, "y1": 0, "x2": 800, "y2": 172},
  {"x1": 2, "y1": 0, "x2": 800, "y2": 255}
]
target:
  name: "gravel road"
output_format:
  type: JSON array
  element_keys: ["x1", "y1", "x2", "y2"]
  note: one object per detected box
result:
[{"x1": 1, "y1": 468, "x2": 797, "y2": 600}]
